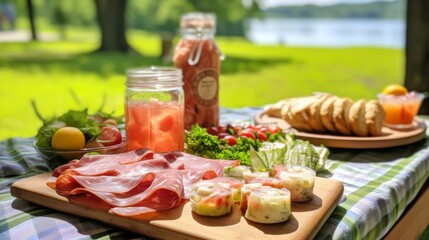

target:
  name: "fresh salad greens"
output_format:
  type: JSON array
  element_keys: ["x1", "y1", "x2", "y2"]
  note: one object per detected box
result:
[
  {"x1": 184, "y1": 124, "x2": 329, "y2": 172},
  {"x1": 184, "y1": 124, "x2": 286, "y2": 166},
  {"x1": 32, "y1": 100, "x2": 123, "y2": 149}
]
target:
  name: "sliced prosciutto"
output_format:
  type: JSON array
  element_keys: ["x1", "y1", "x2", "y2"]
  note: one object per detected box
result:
[
  {"x1": 65, "y1": 170, "x2": 186, "y2": 207},
  {"x1": 48, "y1": 149, "x2": 240, "y2": 217},
  {"x1": 52, "y1": 148, "x2": 155, "y2": 177},
  {"x1": 160, "y1": 151, "x2": 240, "y2": 177}
]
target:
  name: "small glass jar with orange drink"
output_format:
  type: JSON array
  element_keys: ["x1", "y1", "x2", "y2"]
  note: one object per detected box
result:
[
  {"x1": 377, "y1": 84, "x2": 425, "y2": 128},
  {"x1": 125, "y1": 67, "x2": 184, "y2": 152}
]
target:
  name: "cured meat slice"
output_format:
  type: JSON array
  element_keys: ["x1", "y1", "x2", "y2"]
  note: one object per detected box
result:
[
  {"x1": 161, "y1": 152, "x2": 240, "y2": 177},
  {"x1": 52, "y1": 148, "x2": 154, "y2": 177},
  {"x1": 56, "y1": 173, "x2": 155, "y2": 196},
  {"x1": 69, "y1": 158, "x2": 171, "y2": 177},
  {"x1": 49, "y1": 156, "x2": 171, "y2": 191},
  {"x1": 48, "y1": 149, "x2": 241, "y2": 217},
  {"x1": 65, "y1": 170, "x2": 186, "y2": 208},
  {"x1": 78, "y1": 148, "x2": 154, "y2": 166}
]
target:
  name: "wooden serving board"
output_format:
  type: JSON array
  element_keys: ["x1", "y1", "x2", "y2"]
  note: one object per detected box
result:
[
  {"x1": 255, "y1": 111, "x2": 427, "y2": 149},
  {"x1": 11, "y1": 173, "x2": 343, "y2": 240}
]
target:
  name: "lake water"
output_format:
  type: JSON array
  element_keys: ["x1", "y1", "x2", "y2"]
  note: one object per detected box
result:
[{"x1": 245, "y1": 18, "x2": 405, "y2": 48}]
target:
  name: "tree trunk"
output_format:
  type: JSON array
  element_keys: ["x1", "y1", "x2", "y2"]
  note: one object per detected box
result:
[
  {"x1": 94, "y1": 0, "x2": 133, "y2": 53},
  {"x1": 404, "y1": 0, "x2": 429, "y2": 114},
  {"x1": 26, "y1": 0, "x2": 37, "y2": 41}
]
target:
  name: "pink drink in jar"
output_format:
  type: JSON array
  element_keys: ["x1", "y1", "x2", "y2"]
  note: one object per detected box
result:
[{"x1": 125, "y1": 67, "x2": 184, "y2": 152}]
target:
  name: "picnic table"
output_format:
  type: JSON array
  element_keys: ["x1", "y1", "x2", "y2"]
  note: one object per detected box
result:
[{"x1": 1, "y1": 107, "x2": 428, "y2": 240}]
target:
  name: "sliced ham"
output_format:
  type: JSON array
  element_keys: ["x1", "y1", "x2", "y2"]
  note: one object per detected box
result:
[
  {"x1": 56, "y1": 173, "x2": 155, "y2": 195},
  {"x1": 48, "y1": 149, "x2": 241, "y2": 217},
  {"x1": 160, "y1": 151, "x2": 240, "y2": 177},
  {"x1": 64, "y1": 170, "x2": 185, "y2": 207},
  {"x1": 52, "y1": 148, "x2": 155, "y2": 177}
]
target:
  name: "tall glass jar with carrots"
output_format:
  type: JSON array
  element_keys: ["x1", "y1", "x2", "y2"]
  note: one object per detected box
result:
[{"x1": 173, "y1": 13, "x2": 223, "y2": 130}]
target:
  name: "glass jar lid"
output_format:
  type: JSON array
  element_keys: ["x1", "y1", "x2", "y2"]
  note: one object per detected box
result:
[
  {"x1": 126, "y1": 67, "x2": 183, "y2": 89},
  {"x1": 180, "y1": 12, "x2": 216, "y2": 32}
]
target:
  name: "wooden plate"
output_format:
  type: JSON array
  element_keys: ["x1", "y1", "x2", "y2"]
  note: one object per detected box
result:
[
  {"x1": 254, "y1": 111, "x2": 427, "y2": 149},
  {"x1": 11, "y1": 173, "x2": 344, "y2": 240}
]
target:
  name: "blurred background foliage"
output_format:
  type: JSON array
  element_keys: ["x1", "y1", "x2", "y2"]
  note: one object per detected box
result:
[
  {"x1": 8, "y1": 0, "x2": 404, "y2": 38},
  {"x1": 10, "y1": 0, "x2": 261, "y2": 37}
]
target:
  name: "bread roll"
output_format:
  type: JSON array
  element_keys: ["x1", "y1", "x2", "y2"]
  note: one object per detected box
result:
[
  {"x1": 332, "y1": 98, "x2": 353, "y2": 135},
  {"x1": 348, "y1": 99, "x2": 368, "y2": 136},
  {"x1": 266, "y1": 99, "x2": 290, "y2": 118},
  {"x1": 281, "y1": 96, "x2": 315, "y2": 132},
  {"x1": 365, "y1": 100, "x2": 385, "y2": 136},
  {"x1": 266, "y1": 94, "x2": 384, "y2": 137},
  {"x1": 319, "y1": 96, "x2": 338, "y2": 133},
  {"x1": 306, "y1": 94, "x2": 331, "y2": 132}
]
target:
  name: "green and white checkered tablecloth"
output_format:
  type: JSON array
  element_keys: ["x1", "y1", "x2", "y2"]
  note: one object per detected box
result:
[{"x1": 1, "y1": 107, "x2": 428, "y2": 240}]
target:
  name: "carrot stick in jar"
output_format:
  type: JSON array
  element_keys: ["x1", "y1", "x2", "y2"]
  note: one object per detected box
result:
[{"x1": 173, "y1": 13, "x2": 223, "y2": 130}]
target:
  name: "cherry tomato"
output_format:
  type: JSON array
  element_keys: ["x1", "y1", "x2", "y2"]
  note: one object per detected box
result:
[
  {"x1": 239, "y1": 129, "x2": 256, "y2": 140},
  {"x1": 223, "y1": 135, "x2": 237, "y2": 146},
  {"x1": 207, "y1": 126, "x2": 219, "y2": 136},
  {"x1": 218, "y1": 132, "x2": 229, "y2": 139},
  {"x1": 98, "y1": 126, "x2": 122, "y2": 146},
  {"x1": 269, "y1": 126, "x2": 282, "y2": 134},
  {"x1": 256, "y1": 126, "x2": 269, "y2": 133},
  {"x1": 257, "y1": 131, "x2": 268, "y2": 141}
]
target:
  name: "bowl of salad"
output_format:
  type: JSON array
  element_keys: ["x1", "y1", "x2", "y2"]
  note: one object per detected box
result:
[{"x1": 33, "y1": 107, "x2": 127, "y2": 169}]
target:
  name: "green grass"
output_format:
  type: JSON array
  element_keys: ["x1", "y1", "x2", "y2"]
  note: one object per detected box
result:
[{"x1": 0, "y1": 29, "x2": 404, "y2": 140}]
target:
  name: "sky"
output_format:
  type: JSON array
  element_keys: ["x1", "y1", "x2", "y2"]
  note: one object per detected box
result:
[{"x1": 259, "y1": 0, "x2": 395, "y2": 8}]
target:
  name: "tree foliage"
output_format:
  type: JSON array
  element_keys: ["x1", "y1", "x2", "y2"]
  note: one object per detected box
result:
[
  {"x1": 22, "y1": 0, "x2": 261, "y2": 36},
  {"x1": 126, "y1": 0, "x2": 261, "y2": 35}
]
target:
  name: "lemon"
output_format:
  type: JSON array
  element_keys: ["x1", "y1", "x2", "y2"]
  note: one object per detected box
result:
[
  {"x1": 51, "y1": 127, "x2": 86, "y2": 150},
  {"x1": 382, "y1": 84, "x2": 408, "y2": 96}
]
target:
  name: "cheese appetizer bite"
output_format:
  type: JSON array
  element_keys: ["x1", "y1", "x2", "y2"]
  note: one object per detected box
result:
[
  {"x1": 246, "y1": 177, "x2": 285, "y2": 189},
  {"x1": 244, "y1": 187, "x2": 291, "y2": 224},
  {"x1": 243, "y1": 171, "x2": 269, "y2": 183},
  {"x1": 209, "y1": 177, "x2": 243, "y2": 203},
  {"x1": 240, "y1": 183, "x2": 263, "y2": 212},
  {"x1": 275, "y1": 165, "x2": 316, "y2": 202},
  {"x1": 224, "y1": 165, "x2": 252, "y2": 179},
  {"x1": 189, "y1": 180, "x2": 233, "y2": 216}
]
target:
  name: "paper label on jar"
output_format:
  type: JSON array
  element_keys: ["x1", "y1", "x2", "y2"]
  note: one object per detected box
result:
[{"x1": 192, "y1": 68, "x2": 218, "y2": 107}]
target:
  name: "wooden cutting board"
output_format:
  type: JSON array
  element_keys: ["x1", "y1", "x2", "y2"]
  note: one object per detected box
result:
[{"x1": 11, "y1": 173, "x2": 344, "y2": 240}]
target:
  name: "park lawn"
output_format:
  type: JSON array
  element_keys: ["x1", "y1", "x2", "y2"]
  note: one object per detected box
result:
[{"x1": 0, "y1": 30, "x2": 404, "y2": 140}]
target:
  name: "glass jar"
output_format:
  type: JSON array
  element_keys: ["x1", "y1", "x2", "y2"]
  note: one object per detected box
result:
[
  {"x1": 173, "y1": 12, "x2": 223, "y2": 130},
  {"x1": 125, "y1": 67, "x2": 184, "y2": 152}
]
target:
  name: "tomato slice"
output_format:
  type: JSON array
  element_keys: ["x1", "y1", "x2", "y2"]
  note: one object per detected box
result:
[{"x1": 98, "y1": 126, "x2": 122, "y2": 146}]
